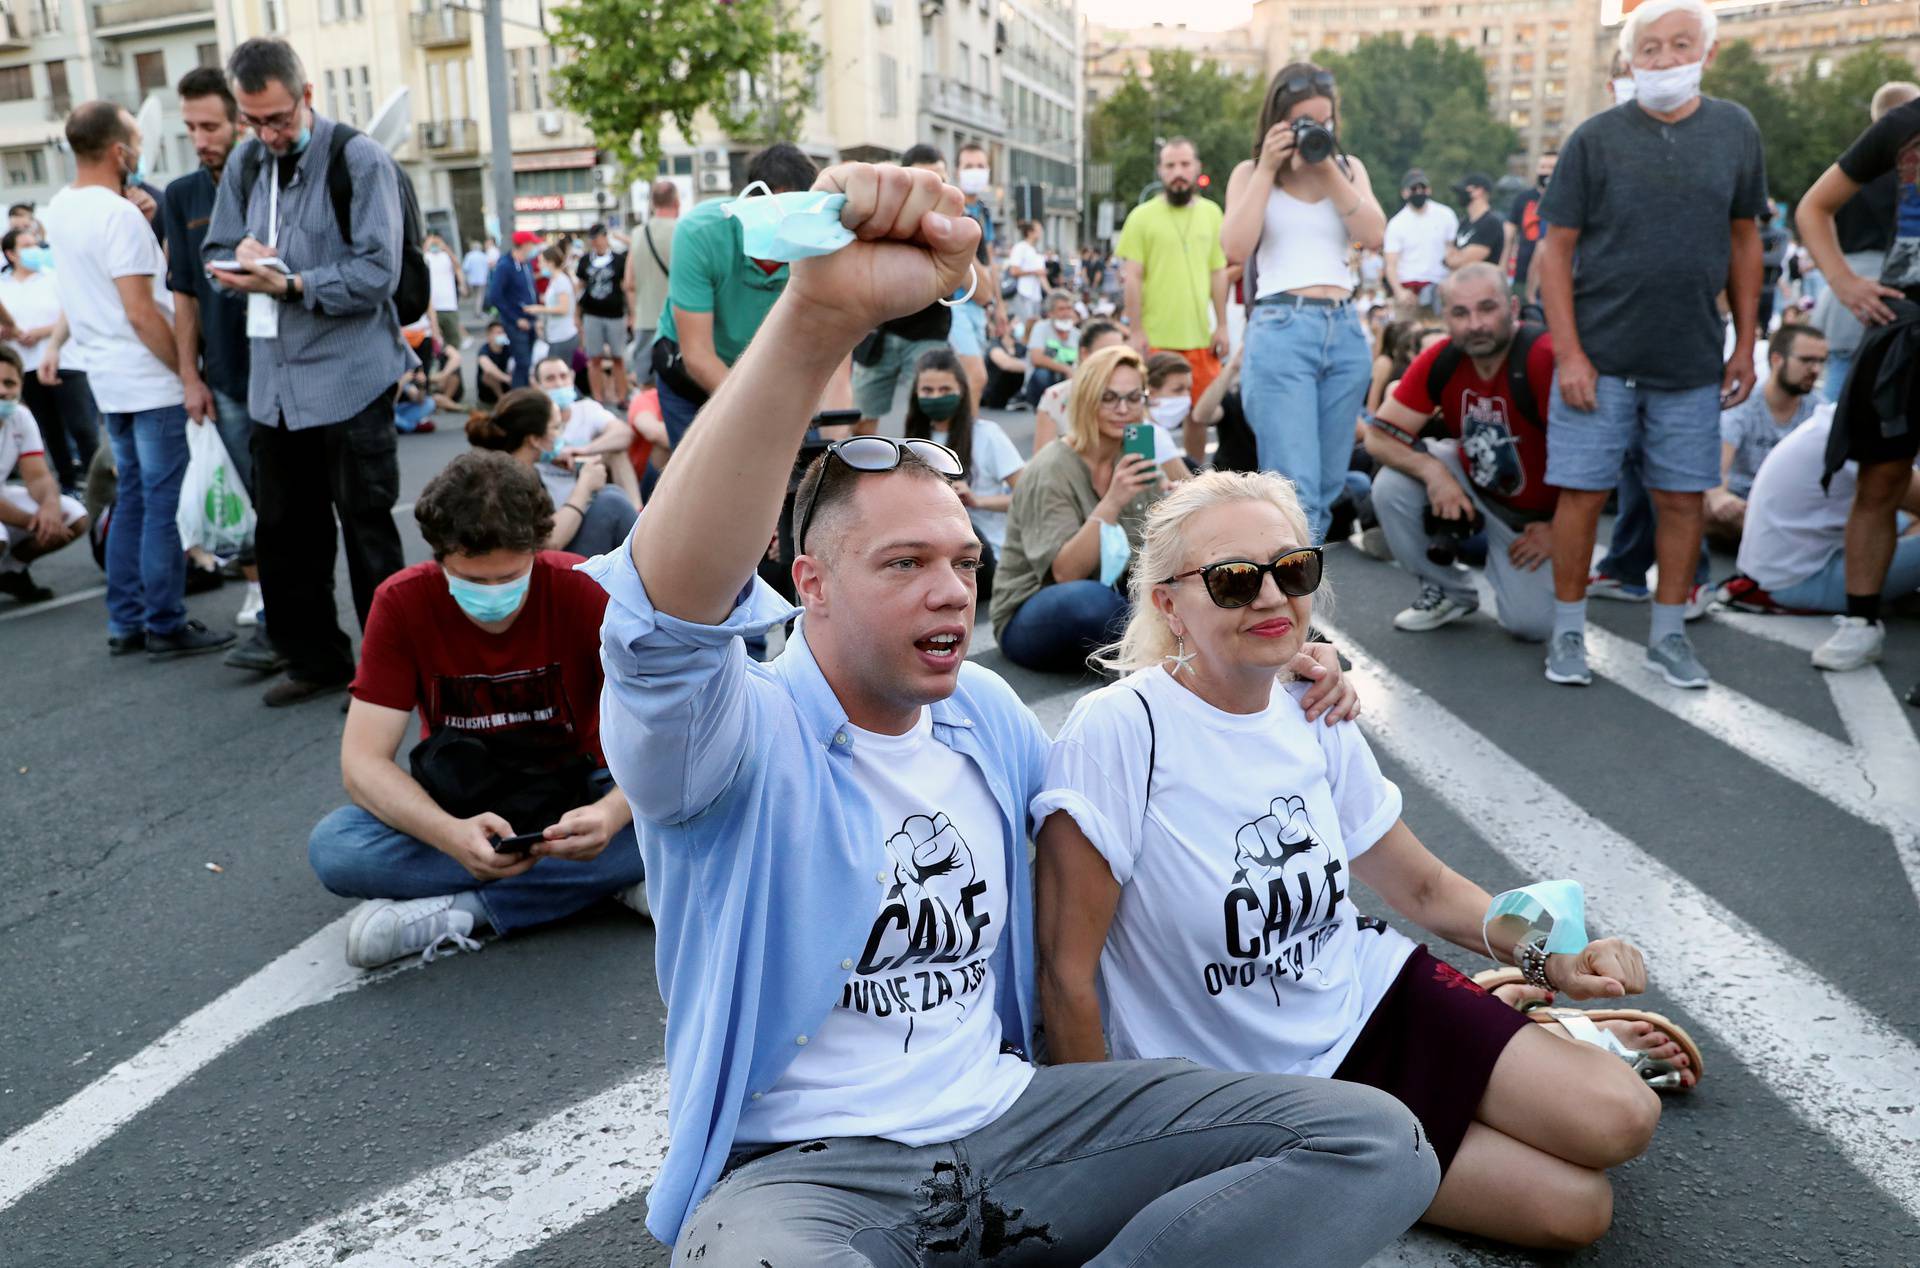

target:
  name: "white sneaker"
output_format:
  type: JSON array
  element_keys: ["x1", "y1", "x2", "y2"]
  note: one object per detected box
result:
[
  {"x1": 1811, "y1": 616, "x2": 1884, "y2": 672},
  {"x1": 1354, "y1": 525, "x2": 1394, "y2": 562},
  {"x1": 613, "y1": 881, "x2": 652, "y2": 920},
  {"x1": 1683, "y1": 582, "x2": 1713, "y2": 622},
  {"x1": 235, "y1": 581, "x2": 264, "y2": 628},
  {"x1": 344, "y1": 896, "x2": 480, "y2": 969},
  {"x1": 1394, "y1": 585, "x2": 1479, "y2": 632}
]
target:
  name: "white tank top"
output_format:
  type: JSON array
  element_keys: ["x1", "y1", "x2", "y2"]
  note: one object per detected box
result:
[{"x1": 1253, "y1": 184, "x2": 1356, "y2": 299}]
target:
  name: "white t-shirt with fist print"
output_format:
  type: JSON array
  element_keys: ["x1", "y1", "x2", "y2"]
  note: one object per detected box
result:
[
  {"x1": 733, "y1": 706, "x2": 1034, "y2": 1146},
  {"x1": 1034, "y1": 665, "x2": 1417, "y2": 1078}
]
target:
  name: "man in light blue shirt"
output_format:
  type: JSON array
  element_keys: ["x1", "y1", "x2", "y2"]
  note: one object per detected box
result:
[{"x1": 584, "y1": 161, "x2": 1439, "y2": 1262}]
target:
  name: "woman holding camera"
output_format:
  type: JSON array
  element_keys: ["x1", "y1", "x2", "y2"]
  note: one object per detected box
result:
[{"x1": 1223, "y1": 62, "x2": 1386, "y2": 542}]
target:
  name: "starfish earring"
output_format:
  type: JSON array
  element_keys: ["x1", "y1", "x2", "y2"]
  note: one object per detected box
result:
[{"x1": 1164, "y1": 634, "x2": 1196, "y2": 677}]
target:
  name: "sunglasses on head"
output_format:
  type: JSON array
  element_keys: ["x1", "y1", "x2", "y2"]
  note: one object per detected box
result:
[
  {"x1": 793, "y1": 436, "x2": 964, "y2": 555},
  {"x1": 1282, "y1": 69, "x2": 1336, "y2": 96},
  {"x1": 1163, "y1": 547, "x2": 1324, "y2": 609}
]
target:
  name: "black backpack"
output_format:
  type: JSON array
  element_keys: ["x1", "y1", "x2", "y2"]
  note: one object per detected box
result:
[
  {"x1": 1423, "y1": 323, "x2": 1548, "y2": 429},
  {"x1": 236, "y1": 124, "x2": 431, "y2": 326}
]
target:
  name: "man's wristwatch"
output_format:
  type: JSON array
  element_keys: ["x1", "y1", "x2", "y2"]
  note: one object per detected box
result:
[{"x1": 275, "y1": 272, "x2": 301, "y2": 304}]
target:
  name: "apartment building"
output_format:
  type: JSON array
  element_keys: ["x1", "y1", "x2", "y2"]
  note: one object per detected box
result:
[
  {"x1": 1083, "y1": 18, "x2": 1266, "y2": 106},
  {"x1": 1000, "y1": 0, "x2": 1080, "y2": 248}
]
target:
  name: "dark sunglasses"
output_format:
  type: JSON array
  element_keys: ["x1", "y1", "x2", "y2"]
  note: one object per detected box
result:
[
  {"x1": 1281, "y1": 69, "x2": 1336, "y2": 96},
  {"x1": 794, "y1": 436, "x2": 964, "y2": 555},
  {"x1": 1162, "y1": 547, "x2": 1324, "y2": 609}
]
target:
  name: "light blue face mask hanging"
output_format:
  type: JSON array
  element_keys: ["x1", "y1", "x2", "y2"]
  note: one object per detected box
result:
[
  {"x1": 1483, "y1": 879, "x2": 1589, "y2": 956},
  {"x1": 1098, "y1": 521, "x2": 1133, "y2": 589},
  {"x1": 723, "y1": 181, "x2": 981, "y2": 306}
]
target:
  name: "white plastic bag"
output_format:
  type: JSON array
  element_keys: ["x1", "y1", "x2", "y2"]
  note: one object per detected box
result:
[{"x1": 176, "y1": 421, "x2": 256, "y2": 556}]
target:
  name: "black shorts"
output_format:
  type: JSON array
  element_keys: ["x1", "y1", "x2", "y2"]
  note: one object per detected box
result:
[{"x1": 1332, "y1": 945, "x2": 1532, "y2": 1173}]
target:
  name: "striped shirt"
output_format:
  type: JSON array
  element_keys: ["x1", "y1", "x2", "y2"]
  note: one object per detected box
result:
[{"x1": 204, "y1": 113, "x2": 413, "y2": 431}]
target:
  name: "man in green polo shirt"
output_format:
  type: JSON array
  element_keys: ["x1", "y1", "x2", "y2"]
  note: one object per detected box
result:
[
  {"x1": 654, "y1": 143, "x2": 818, "y2": 446},
  {"x1": 1115, "y1": 136, "x2": 1230, "y2": 397}
]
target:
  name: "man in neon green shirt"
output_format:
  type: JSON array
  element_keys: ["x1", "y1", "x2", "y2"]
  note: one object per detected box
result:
[{"x1": 1115, "y1": 136, "x2": 1230, "y2": 396}]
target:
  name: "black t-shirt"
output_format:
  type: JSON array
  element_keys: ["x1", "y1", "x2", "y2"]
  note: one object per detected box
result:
[
  {"x1": 881, "y1": 301, "x2": 951, "y2": 343},
  {"x1": 576, "y1": 250, "x2": 628, "y2": 318},
  {"x1": 1837, "y1": 98, "x2": 1920, "y2": 291},
  {"x1": 1539, "y1": 98, "x2": 1768, "y2": 388},
  {"x1": 476, "y1": 345, "x2": 511, "y2": 406},
  {"x1": 1508, "y1": 188, "x2": 1545, "y2": 283},
  {"x1": 1454, "y1": 209, "x2": 1506, "y2": 261},
  {"x1": 1212, "y1": 390, "x2": 1257, "y2": 474},
  {"x1": 1835, "y1": 171, "x2": 1898, "y2": 256},
  {"x1": 161, "y1": 166, "x2": 250, "y2": 402}
]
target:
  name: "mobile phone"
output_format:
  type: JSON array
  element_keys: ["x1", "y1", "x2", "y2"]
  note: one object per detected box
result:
[
  {"x1": 1122, "y1": 422, "x2": 1158, "y2": 469},
  {"x1": 207, "y1": 257, "x2": 290, "y2": 273},
  {"x1": 490, "y1": 830, "x2": 544, "y2": 855}
]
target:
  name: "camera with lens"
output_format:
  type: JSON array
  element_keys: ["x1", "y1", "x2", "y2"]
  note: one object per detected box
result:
[
  {"x1": 1423, "y1": 507, "x2": 1484, "y2": 567},
  {"x1": 1291, "y1": 117, "x2": 1337, "y2": 166}
]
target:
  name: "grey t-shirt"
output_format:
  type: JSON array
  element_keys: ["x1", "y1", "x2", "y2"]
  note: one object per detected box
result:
[
  {"x1": 1718, "y1": 388, "x2": 1817, "y2": 498},
  {"x1": 1540, "y1": 98, "x2": 1768, "y2": 389}
]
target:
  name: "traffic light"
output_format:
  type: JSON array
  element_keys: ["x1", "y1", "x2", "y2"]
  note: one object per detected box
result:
[{"x1": 1197, "y1": 173, "x2": 1211, "y2": 189}]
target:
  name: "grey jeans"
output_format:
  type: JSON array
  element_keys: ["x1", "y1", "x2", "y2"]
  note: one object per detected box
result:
[
  {"x1": 675, "y1": 1057, "x2": 1438, "y2": 1267},
  {"x1": 1371, "y1": 440, "x2": 1556, "y2": 642}
]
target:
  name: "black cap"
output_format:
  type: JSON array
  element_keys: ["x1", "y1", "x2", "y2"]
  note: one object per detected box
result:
[
  {"x1": 1401, "y1": 168, "x2": 1429, "y2": 190},
  {"x1": 1456, "y1": 172, "x2": 1494, "y2": 194}
]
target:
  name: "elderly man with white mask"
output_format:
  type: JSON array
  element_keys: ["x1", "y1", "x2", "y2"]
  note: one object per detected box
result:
[{"x1": 1531, "y1": 0, "x2": 1767, "y2": 692}]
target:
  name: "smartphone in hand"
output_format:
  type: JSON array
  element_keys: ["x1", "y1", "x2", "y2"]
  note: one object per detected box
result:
[
  {"x1": 491, "y1": 830, "x2": 545, "y2": 855},
  {"x1": 1122, "y1": 422, "x2": 1158, "y2": 472}
]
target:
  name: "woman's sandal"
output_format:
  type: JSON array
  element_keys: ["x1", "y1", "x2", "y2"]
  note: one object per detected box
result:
[{"x1": 1471, "y1": 968, "x2": 1703, "y2": 1092}]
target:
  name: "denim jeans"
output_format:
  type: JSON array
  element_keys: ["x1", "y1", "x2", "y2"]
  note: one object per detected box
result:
[
  {"x1": 1821, "y1": 349, "x2": 1855, "y2": 405},
  {"x1": 1240, "y1": 300, "x2": 1372, "y2": 541},
  {"x1": 680, "y1": 1057, "x2": 1438, "y2": 1267},
  {"x1": 308, "y1": 772, "x2": 645, "y2": 935},
  {"x1": 102, "y1": 404, "x2": 191, "y2": 638},
  {"x1": 564, "y1": 485, "x2": 638, "y2": 559},
  {"x1": 1595, "y1": 450, "x2": 1711, "y2": 590},
  {"x1": 1021, "y1": 365, "x2": 1066, "y2": 408},
  {"x1": 657, "y1": 374, "x2": 703, "y2": 449},
  {"x1": 505, "y1": 325, "x2": 534, "y2": 388},
  {"x1": 1770, "y1": 536, "x2": 1920, "y2": 613},
  {"x1": 394, "y1": 395, "x2": 437, "y2": 433},
  {"x1": 209, "y1": 388, "x2": 257, "y2": 494},
  {"x1": 998, "y1": 579, "x2": 1129, "y2": 673}
]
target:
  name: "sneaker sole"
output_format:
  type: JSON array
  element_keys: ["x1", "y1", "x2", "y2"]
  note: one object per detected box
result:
[
  {"x1": 1588, "y1": 586, "x2": 1650, "y2": 603},
  {"x1": 1811, "y1": 651, "x2": 1882, "y2": 672},
  {"x1": 343, "y1": 901, "x2": 397, "y2": 969},
  {"x1": 1544, "y1": 666, "x2": 1593, "y2": 686},
  {"x1": 1394, "y1": 606, "x2": 1479, "y2": 632},
  {"x1": 1647, "y1": 657, "x2": 1710, "y2": 689}
]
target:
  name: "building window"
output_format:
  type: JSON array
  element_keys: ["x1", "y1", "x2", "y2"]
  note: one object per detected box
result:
[
  {"x1": 508, "y1": 48, "x2": 522, "y2": 112},
  {"x1": 4, "y1": 147, "x2": 46, "y2": 186},
  {"x1": 0, "y1": 66, "x2": 29, "y2": 102},
  {"x1": 957, "y1": 40, "x2": 970, "y2": 86},
  {"x1": 30, "y1": 0, "x2": 59, "y2": 33},
  {"x1": 45, "y1": 60, "x2": 67, "y2": 114},
  {"x1": 1513, "y1": 24, "x2": 1533, "y2": 44},
  {"x1": 1481, "y1": 25, "x2": 1500, "y2": 45},
  {"x1": 357, "y1": 65, "x2": 371, "y2": 124},
  {"x1": 1549, "y1": 20, "x2": 1568, "y2": 42},
  {"x1": 1508, "y1": 108, "x2": 1530, "y2": 128},
  {"x1": 878, "y1": 52, "x2": 898, "y2": 117},
  {"x1": 529, "y1": 47, "x2": 543, "y2": 110},
  {"x1": 135, "y1": 50, "x2": 167, "y2": 96},
  {"x1": 196, "y1": 42, "x2": 220, "y2": 69},
  {"x1": 1509, "y1": 81, "x2": 1533, "y2": 102},
  {"x1": 1544, "y1": 77, "x2": 1564, "y2": 97},
  {"x1": 264, "y1": 0, "x2": 283, "y2": 31},
  {"x1": 323, "y1": 69, "x2": 337, "y2": 118},
  {"x1": 1813, "y1": 56, "x2": 1833, "y2": 79}
]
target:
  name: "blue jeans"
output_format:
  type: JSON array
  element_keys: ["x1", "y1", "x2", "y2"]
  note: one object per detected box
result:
[
  {"x1": 1770, "y1": 536, "x2": 1920, "y2": 613},
  {"x1": 308, "y1": 774, "x2": 645, "y2": 935},
  {"x1": 1821, "y1": 348, "x2": 1855, "y2": 405},
  {"x1": 1596, "y1": 450, "x2": 1711, "y2": 589},
  {"x1": 1240, "y1": 300, "x2": 1372, "y2": 541},
  {"x1": 103, "y1": 404, "x2": 191, "y2": 638},
  {"x1": 394, "y1": 395, "x2": 437, "y2": 433},
  {"x1": 1022, "y1": 365, "x2": 1066, "y2": 408},
  {"x1": 505, "y1": 324, "x2": 534, "y2": 388},
  {"x1": 998, "y1": 579, "x2": 1130, "y2": 673},
  {"x1": 563, "y1": 485, "x2": 638, "y2": 559},
  {"x1": 657, "y1": 374, "x2": 703, "y2": 449}
]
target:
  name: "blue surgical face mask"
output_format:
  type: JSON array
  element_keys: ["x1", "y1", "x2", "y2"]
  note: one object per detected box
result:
[
  {"x1": 0, "y1": 399, "x2": 17, "y2": 420},
  {"x1": 287, "y1": 124, "x2": 312, "y2": 156},
  {"x1": 723, "y1": 181, "x2": 856, "y2": 262},
  {"x1": 16, "y1": 245, "x2": 51, "y2": 273},
  {"x1": 545, "y1": 385, "x2": 577, "y2": 411},
  {"x1": 444, "y1": 565, "x2": 532, "y2": 623}
]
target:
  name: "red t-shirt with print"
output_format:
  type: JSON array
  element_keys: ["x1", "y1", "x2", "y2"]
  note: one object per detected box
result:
[
  {"x1": 1390, "y1": 331, "x2": 1559, "y2": 518},
  {"x1": 351, "y1": 551, "x2": 610, "y2": 767}
]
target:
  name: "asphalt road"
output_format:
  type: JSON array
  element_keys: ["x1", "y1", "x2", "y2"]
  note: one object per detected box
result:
[{"x1": 1, "y1": 402, "x2": 1916, "y2": 1268}]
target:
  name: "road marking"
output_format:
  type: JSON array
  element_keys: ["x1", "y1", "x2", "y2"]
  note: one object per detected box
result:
[
  {"x1": 0, "y1": 584, "x2": 106, "y2": 623},
  {"x1": 0, "y1": 912, "x2": 420, "y2": 1213},
  {"x1": 1708, "y1": 608, "x2": 1834, "y2": 654},
  {"x1": 1326, "y1": 620, "x2": 1920, "y2": 1223},
  {"x1": 229, "y1": 1062, "x2": 671, "y2": 1268}
]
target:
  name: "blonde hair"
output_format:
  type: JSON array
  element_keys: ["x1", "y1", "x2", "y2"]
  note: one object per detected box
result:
[
  {"x1": 1871, "y1": 81, "x2": 1920, "y2": 122},
  {"x1": 1096, "y1": 469, "x2": 1322, "y2": 675},
  {"x1": 1064, "y1": 344, "x2": 1148, "y2": 453}
]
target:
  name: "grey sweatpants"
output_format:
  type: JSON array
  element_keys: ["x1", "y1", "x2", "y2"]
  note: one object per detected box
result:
[
  {"x1": 676, "y1": 1057, "x2": 1439, "y2": 1267},
  {"x1": 1371, "y1": 439, "x2": 1556, "y2": 642}
]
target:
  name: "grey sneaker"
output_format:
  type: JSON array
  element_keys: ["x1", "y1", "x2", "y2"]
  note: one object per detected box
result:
[
  {"x1": 1646, "y1": 633, "x2": 1710, "y2": 689},
  {"x1": 1544, "y1": 631, "x2": 1592, "y2": 686},
  {"x1": 344, "y1": 896, "x2": 480, "y2": 969},
  {"x1": 1393, "y1": 584, "x2": 1478, "y2": 632}
]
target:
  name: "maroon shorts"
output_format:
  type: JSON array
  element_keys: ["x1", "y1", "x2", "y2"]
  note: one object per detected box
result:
[{"x1": 1332, "y1": 945, "x2": 1532, "y2": 1172}]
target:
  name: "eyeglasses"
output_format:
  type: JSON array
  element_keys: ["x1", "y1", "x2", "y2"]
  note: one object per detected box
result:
[
  {"x1": 793, "y1": 436, "x2": 964, "y2": 555},
  {"x1": 1162, "y1": 547, "x2": 1324, "y2": 609},
  {"x1": 1281, "y1": 69, "x2": 1336, "y2": 95},
  {"x1": 1099, "y1": 389, "x2": 1150, "y2": 409},
  {"x1": 238, "y1": 106, "x2": 301, "y2": 133}
]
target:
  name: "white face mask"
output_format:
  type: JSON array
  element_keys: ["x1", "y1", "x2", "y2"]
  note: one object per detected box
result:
[
  {"x1": 957, "y1": 167, "x2": 990, "y2": 196},
  {"x1": 1148, "y1": 396, "x2": 1190, "y2": 429},
  {"x1": 1629, "y1": 61, "x2": 1702, "y2": 113},
  {"x1": 1611, "y1": 75, "x2": 1637, "y2": 103}
]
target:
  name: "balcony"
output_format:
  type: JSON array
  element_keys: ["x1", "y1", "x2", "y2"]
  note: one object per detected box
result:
[
  {"x1": 919, "y1": 73, "x2": 1007, "y2": 136},
  {"x1": 418, "y1": 117, "x2": 479, "y2": 158},
  {"x1": 410, "y1": 5, "x2": 469, "y2": 48},
  {"x1": 43, "y1": 96, "x2": 71, "y2": 120},
  {"x1": 0, "y1": 11, "x2": 27, "y2": 48},
  {"x1": 91, "y1": 0, "x2": 212, "y2": 33}
]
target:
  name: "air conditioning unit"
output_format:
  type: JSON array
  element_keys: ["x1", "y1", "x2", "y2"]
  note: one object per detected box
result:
[
  {"x1": 422, "y1": 122, "x2": 448, "y2": 148},
  {"x1": 697, "y1": 169, "x2": 730, "y2": 193},
  {"x1": 537, "y1": 110, "x2": 563, "y2": 135},
  {"x1": 696, "y1": 145, "x2": 728, "y2": 169}
]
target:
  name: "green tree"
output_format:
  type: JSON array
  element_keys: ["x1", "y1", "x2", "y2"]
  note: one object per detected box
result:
[
  {"x1": 1317, "y1": 35, "x2": 1520, "y2": 212},
  {"x1": 1702, "y1": 38, "x2": 1797, "y2": 194},
  {"x1": 551, "y1": 0, "x2": 820, "y2": 178},
  {"x1": 1087, "y1": 51, "x2": 1266, "y2": 211}
]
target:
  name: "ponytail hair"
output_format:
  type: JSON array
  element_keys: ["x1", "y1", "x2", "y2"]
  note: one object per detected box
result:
[{"x1": 466, "y1": 387, "x2": 553, "y2": 452}]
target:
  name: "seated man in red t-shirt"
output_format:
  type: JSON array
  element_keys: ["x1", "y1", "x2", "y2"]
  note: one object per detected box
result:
[
  {"x1": 1362, "y1": 263, "x2": 1559, "y2": 641},
  {"x1": 309, "y1": 450, "x2": 647, "y2": 969}
]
